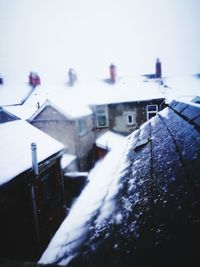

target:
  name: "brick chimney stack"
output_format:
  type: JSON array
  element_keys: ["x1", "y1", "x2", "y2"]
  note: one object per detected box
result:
[
  {"x1": 155, "y1": 58, "x2": 162, "y2": 78},
  {"x1": 109, "y1": 63, "x2": 116, "y2": 83},
  {"x1": 68, "y1": 68, "x2": 77, "y2": 86},
  {"x1": 29, "y1": 72, "x2": 41, "y2": 88}
]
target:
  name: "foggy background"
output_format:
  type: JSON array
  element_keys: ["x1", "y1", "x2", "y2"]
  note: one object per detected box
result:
[{"x1": 0, "y1": 0, "x2": 199, "y2": 84}]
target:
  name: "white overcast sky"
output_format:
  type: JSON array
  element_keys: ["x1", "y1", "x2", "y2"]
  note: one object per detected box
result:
[{"x1": 0, "y1": 0, "x2": 200, "y2": 84}]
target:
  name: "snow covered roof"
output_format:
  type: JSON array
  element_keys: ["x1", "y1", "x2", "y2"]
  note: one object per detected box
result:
[
  {"x1": 29, "y1": 99, "x2": 92, "y2": 121},
  {"x1": 39, "y1": 100, "x2": 200, "y2": 267},
  {"x1": 3, "y1": 74, "x2": 200, "y2": 122},
  {"x1": 4, "y1": 83, "x2": 93, "y2": 120},
  {"x1": 64, "y1": 172, "x2": 88, "y2": 178},
  {"x1": 0, "y1": 83, "x2": 32, "y2": 106},
  {"x1": 75, "y1": 76, "x2": 166, "y2": 105},
  {"x1": 2, "y1": 84, "x2": 49, "y2": 120},
  {"x1": 164, "y1": 75, "x2": 200, "y2": 103},
  {"x1": 60, "y1": 153, "x2": 77, "y2": 170},
  {"x1": 0, "y1": 120, "x2": 64, "y2": 186},
  {"x1": 96, "y1": 130, "x2": 126, "y2": 150}
]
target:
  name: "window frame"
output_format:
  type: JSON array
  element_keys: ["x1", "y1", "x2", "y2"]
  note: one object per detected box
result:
[
  {"x1": 127, "y1": 114, "x2": 134, "y2": 125},
  {"x1": 78, "y1": 118, "x2": 87, "y2": 136},
  {"x1": 146, "y1": 104, "x2": 158, "y2": 120},
  {"x1": 96, "y1": 105, "x2": 109, "y2": 128}
]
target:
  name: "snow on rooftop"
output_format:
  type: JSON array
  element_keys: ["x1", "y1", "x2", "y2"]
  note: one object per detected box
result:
[
  {"x1": 96, "y1": 130, "x2": 126, "y2": 150},
  {"x1": 39, "y1": 138, "x2": 129, "y2": 265},
  {"x1": 61, "y1": 153, "x2": 77, "y2": 170},
  {"x1": 2, "y1": 74, "x2": 199, "y2": 122},
  {"x1": 0, "y1": 120, "x2": 64, "y2": 185},
  {"x1": 47, "y1": 98, "x2": 92, "y2": 119},
  {"x1": 64, "y1": 172, "x2": 88, "y2": 178},
  {"x1": 4, "y1": 83, "x2": 93, "y2": 120},
  {"x1": 78, "y1": 76, "x2": 166, "y2": 105},
  {"x1": 0, "y1": 82, "x2": 31, "y2": 106},
  {"x1": 164, "y1": 75, "x2": 200, "y2": 103},
  {"x1": 2, "y1": 84, "x2": 50, "y2": 119}
]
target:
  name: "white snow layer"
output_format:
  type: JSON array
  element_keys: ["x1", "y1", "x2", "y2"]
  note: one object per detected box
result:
[
  {"x1": 0, "y1": 82, "x2": 31, "y2": 106},
  {"x1": 39, "y1": 137, "x2": 129, "y2": 265},
  {"x1": 60, "y1": 154, "x2": 77, "y2": 170},
  {"x1": 164, "y1": 75, "x2": 200, "y2": 103},
  {"x1": 0, "y1": 120, "x2": 64, "y2": 185},
  {"x1": 96, "y1": 130, "x2": 126, "y2": 150}
]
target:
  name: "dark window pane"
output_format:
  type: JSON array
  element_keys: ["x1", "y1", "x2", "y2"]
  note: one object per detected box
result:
[
  {"x1": 128, "y1": 115, "x2": 133, "y2": 124},
  {"x1": 98, "y1": 115, "x2": 107, "y2": 126},
  {"x1": 148, "y1": 112, "x2": 157, "y2": 119},
  {"x1": 148, "y1": 105, "x2": 157, "y2": 111}
]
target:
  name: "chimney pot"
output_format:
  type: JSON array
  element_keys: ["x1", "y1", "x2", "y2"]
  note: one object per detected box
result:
[
  {"x1": 31, "y1": 142, "x2": 39, "y2": 175},
  {"x1": 68, "y1": 68, "x2": 77, "y2": 86},
  {"x1": 29, "y1": 72, "x2": 41, "y2": 88},
  {"x1": 155, "y1": 58, "x2": 162, "y2": 78},
  {"x1": 109, "y1": 63, "x2": 116, "y2": 83}
]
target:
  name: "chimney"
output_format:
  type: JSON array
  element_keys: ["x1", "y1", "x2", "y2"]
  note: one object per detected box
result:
[
  {"x1": 155, "y1": 58, "x2": 162, "y2": 78},
  {"x1": 109, "y1": 63, "x2": 116, "y2": 83},
  {"x1": 31, "y1": 142, "x2": 39, "y2": 176},
  {"x1": 0, "y1": 74, "x2": 3, "y2": 85},
  {"x1": 68, "y1": 68, "x2": 77, "y2": 86},
  {"x1": 29, "y1": 72, "x2": 41, "y2": 88}
]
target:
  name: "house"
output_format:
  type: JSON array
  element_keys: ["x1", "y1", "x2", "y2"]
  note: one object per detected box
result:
[
  {"x1": 89, "y1": 76, "x2": 166, "y2": 135},
  {"x1": 2, "y1": 77, "x2": 95, "y2": 172},
  {"x1": 28, "y1": 99, "x2": 94, "y2": 171},
  {"x1": 0, "y1": 120, "x2": 65, "y2": 261},
  {"x1": 39, "y1": 99, "x2": 200, "y2": 267}
]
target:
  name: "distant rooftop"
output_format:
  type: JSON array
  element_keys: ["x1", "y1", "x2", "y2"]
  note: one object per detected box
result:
[
  {"x1": 2, "y1": 74, "x2": 200, "y2": 122},
  {"x1": 0, "y1": 82, "x2": 32, "y2": 106}
]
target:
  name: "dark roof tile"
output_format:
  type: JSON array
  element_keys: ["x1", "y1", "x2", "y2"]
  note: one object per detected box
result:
[
  {"x1": 171, "y1": 102, "x2": 188, "y2": 113},
  {"x1": 193, "y1": 115, "x2": 200, "y2": 126},
  {"x1": 181, "y1": 104, "x2": 200, "y2": 121}
]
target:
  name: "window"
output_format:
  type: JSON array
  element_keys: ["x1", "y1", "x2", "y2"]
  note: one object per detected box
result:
[
  {"x1": 96, "y1": 105, "x2": 109, "y2": 128},
  {"x1": 127, "y1": 114, "x2": 134, "y2": 125},
  {"x1": 78, "y1": 119, "x2": 87, "y2": 136},
  {"x1": 147, "y1": 105, "x2": 158, "y2": 120}
]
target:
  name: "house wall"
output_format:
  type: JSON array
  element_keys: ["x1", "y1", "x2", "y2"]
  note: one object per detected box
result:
[
  {"x1": 34, "y1": 156, "x2": 66, "y2": 254},
  {"x1": 74, "y1": 116, "x2": 94, "y2": 158},
  {"x1": 0, "y1": 153, "x2": 65, "y2": 262},
  {"x1": 74, "y1": 116, "x2": 95, "y2": 170},
  {"x1": 0, "y1": 173, "x2": 37, "y2": 261},
  {"x1": 30, "y1": 106, "x2": 95, "y2": 171},
  {"x1": 108, "y1": 99, "x2": 165, "y2": 135},
  {"x1": 31, "y1": 106, "x2": 76, "y2": 154}
]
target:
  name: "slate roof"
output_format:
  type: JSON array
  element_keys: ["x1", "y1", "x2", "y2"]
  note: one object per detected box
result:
[{"x1": 39, "y1": 99, "x2": 200, "y2": 267}]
